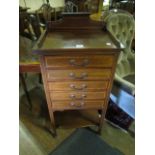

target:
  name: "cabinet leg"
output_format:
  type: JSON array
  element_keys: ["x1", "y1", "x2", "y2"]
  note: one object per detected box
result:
[
  {"x1": 98, "y1": 109, "x2": 105, "y2": 134},
  {"x1": 49, "y1": 111, "x2": 57, "y2": 137},
  {"x1": 48, "y1": 127, "x2": 57, "y2": 137}
]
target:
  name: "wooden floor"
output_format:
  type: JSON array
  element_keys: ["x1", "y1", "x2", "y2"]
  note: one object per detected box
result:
[{"x1": 19, "y1": 85, "x2": 135, "y2": 155}]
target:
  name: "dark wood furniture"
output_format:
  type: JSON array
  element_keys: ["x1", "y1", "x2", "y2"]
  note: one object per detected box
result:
[
  {"x1": 19, "y1": 35, "x2": 41, "y2": 109},
  {"x1": 19, "y1": 63, "x2": 40, "y2": 110},
  {"x1": 33, "y1": 13, "x2": 121, "y2": 135}
]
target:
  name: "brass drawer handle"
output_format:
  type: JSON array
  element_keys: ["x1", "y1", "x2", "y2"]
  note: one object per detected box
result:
[
  {"x1": 69, "y1": 72, "x2": 88, "y2": 80},
  {"x1": 69, "y1": 59, "x2": 89, "y2": 67},
  {"x1": 69, "y1": 94, "x2": 87, "y2": 100},
  {"x1": 70, "y1": 84, "x2": 87, "y2": 90},
  {"x1": 70, "y1": 101, "x2": 85, "y2": 107}
]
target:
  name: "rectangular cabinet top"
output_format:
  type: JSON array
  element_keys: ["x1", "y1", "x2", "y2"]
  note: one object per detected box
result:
[{"x1": 33, "y1": 13, "x2": 122, "y2": 55}]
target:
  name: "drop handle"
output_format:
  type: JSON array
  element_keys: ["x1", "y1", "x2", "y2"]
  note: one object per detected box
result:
[
  {"x1": 69, "y1": 72, "x2": 88, "y2": 80},
  {"x1": 69, "y1": 59, "x2": 89, "y2": 67},
  {"x1": 70, "y1": 101, "x2": 85, "y2": 107},
  {"x1": 69, "y1": 94, "x2": 87, "y2": 100},
  {"x1": 70, "y1": 84, "x2": 87, "y2": 90}
]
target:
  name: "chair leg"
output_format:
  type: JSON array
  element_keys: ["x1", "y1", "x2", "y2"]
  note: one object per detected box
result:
[{"x1": 20, "y1": 73, "x2": 32, "y2": 110}]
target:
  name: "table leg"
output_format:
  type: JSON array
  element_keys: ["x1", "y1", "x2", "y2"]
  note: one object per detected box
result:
[
  {"x1": 20, "y1": 73, "x2": 32, "y2": 110},
  {"x1": 39, "y1": 73, "x2": 42, "y2": 84}
]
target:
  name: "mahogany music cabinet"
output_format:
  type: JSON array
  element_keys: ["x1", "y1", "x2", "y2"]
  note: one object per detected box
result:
[{"x1": 33, "y1": 13, "x2": 121, "y2": 136}]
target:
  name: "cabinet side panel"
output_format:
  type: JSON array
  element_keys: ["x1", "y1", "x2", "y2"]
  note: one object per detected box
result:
[{"x1": 40, "y1": 56, "x2": 56, "y2": 134}]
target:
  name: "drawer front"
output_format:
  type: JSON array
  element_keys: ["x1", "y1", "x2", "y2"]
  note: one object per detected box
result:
[
  {"x1": 50, "y1": 91, "x2": 106, "y2": 101},
  {"x1": 47, "y1": 69, "x2": 112, "y2": 81},
  {"x1": 52, "y1": 100, "x2": 105, "y2": 110},
  {"x1": 45, "y1": 55, "x2": 114, "y2": 68},
  {"x1": 48, "y1": 81, "x2": 109, "y2": 91}
]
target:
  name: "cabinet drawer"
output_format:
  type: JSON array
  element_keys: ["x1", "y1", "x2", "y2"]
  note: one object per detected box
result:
[
  {"x1": 48, "y1": 81, "x2": 109, "y2": 91},
  {"x1": 45, "y1": 55, "x2": 114, "y2": 68},
  {"x1": 47, "y1": 69, "x2": 112, "y2": 81},
  {"x1": 50, "y1": 91, "x2": 106, "y2": 101},
  {"x1": 52, "y1": 100, "x2": 105, "y2": 110}
]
